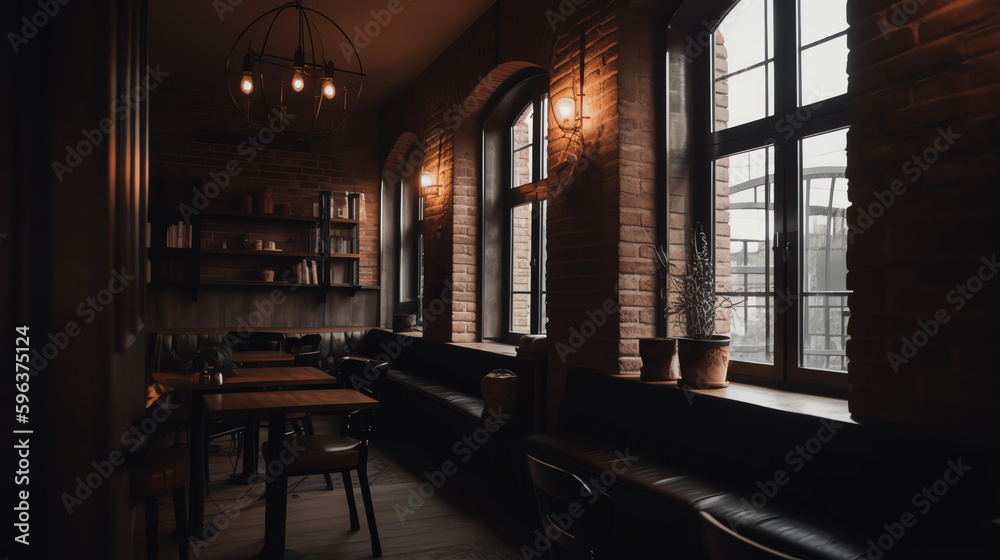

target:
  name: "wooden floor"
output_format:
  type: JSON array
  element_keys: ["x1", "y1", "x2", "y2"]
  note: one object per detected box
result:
[{"x1": 138, "y1": 418, "x2": 527, "y2": 559}]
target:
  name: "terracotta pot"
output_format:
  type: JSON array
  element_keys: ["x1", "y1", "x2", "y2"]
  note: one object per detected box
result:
[
  {"x1": 638, "y1": 338, "x2": 680, "y2": 381},
  {"x1": 677, "y1": 335, "x2": 730, "y2": 389}
]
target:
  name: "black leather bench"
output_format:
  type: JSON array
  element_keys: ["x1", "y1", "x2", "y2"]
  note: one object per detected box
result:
[
  {"x1": 523, "y1": 368, "x2": 999, "y2": 559},
  {"x1": 147, "y1": 329, "x2": 370, "y2": 375},
  {"x1": 347, "y1": 329, "x2": 544, "y2": 440}
]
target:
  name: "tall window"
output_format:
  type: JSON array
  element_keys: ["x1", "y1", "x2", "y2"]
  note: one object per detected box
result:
[
  {"x1": 483, "y1": 70, "x2": 549, "y2": 341},
  {"x1": 400, "y1": 161, "x2": 423, "y2": 326},
  {"x1": 706, "y1": 0, "x2": 849, "y2": 388}
]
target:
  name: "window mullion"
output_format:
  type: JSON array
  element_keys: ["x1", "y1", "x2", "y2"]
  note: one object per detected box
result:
[{"x1": 773, "y1": 0, "x2": 799, "y2": 114}]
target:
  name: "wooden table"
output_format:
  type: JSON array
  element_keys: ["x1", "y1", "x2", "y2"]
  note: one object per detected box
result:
[
  {"x1": 153, "y1": 367, "x2": 338, "y2": 541},
  {"x1": 232, "y1": 350, "x2": 295, "y2": 366},
  {"x1": 204, "y1": 389, "x2": 379, "y2": 560}
]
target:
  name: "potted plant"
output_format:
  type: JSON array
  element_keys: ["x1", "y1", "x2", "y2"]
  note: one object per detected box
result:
[
  {"x1": 638, "y1": 245, "x2": 682, "y2": 382},
  {"x1": 666, "y1": 224, "x2": 733, "y2": 389}
]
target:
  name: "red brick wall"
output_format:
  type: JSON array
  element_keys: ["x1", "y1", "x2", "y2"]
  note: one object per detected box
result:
[
  {"x1": 148, "y1": 86, "x2": 381, "y2": 328},
  {"x1": 380, "y1": 0, "x2": 669, "y2": 424},
  {"x1": 846, "y1": 0, "x2": 1000, "y2": 441}
]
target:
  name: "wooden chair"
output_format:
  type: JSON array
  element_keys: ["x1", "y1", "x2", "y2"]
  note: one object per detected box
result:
[
  {"x1": 132, "y1": 446, "x2": 190, "y2": 560},
  {"x1": 264, "y1": 386, "x2": 381, "y2": 557},
  {"x1": 225, "y1": 331, "x2": 286, "y2": 352},
  {"x1": 697, "y1": 511, "x2": 802, "y2": 560},
  {"x1": 526, "y1": 455, "x2": 615, "y2": 560}
]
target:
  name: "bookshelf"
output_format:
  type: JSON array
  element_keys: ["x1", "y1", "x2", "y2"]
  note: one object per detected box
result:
[{"x1": 148, "y1": 189, "x2": 365, "y2": 301}]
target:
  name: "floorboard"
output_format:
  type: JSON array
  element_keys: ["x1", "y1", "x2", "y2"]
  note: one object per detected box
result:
[{"x1": 135, "y1": 418, "x2": 528, "y2": 559}]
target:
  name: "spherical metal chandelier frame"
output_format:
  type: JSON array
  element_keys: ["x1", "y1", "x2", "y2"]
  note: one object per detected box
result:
[{"x1": 225, "y1": 0, "x2": 365, "y2": 142}]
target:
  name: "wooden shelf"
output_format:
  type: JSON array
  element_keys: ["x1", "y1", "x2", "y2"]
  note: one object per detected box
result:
[
  {"x1": 150, "y1": 191, "x2": 363, "y2": 300},
  {"x1": 202, "y1": 210, "x2": 320, "y2": 224},
  {"x1": 148, "y1": 247, "x2": 196, "y2": 258},
  {"x1": 201, "y1": 249, "x2": 317, "y2": 258},
  {"x1": 199, "y1": 280, "x2": 325, "y2": 289}
]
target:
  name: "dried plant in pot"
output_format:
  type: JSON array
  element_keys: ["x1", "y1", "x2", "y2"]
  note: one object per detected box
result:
[
  {"x1": 667, "y1": 224, "x2": 734, "y2": 389},
  {"x1": 638, "y1": 244, "x2": 682, "y2": 382}
]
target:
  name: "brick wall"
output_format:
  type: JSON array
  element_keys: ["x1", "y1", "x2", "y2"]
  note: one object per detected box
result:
[
  {"x1": 845, "y1": 0, "x2": 1000, "y2": 441},
  {"x1": 148, "y1": 86, "x2": 381, "y2": 328},
  {"x1": 379, "y1": 0, "x2": 669, "y2": 423}
]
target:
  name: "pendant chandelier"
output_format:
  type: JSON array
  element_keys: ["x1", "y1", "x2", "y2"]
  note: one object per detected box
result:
[{"x1": 225, "y1": 0, "x2": 364, "y2": 141}]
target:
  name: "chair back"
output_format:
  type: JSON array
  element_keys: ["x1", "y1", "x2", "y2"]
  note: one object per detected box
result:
[
  {"x1": 697, "y1": 511, "x2": 801, "y2": 560},
  {"x1": 292, "y1": 350, "x2": 322, "y2": 369},
  {"x1": 225, "y1": 331, "x2": 285, "y2": 352},
  {"x1": 344, "y1": 384, "x2": 379, "y2": 459},
  {"x1": 526, "y1": 455, "x2": 614, "y2": 560},
  {"x1": 287, "y1": 334, "x2": 322, "y2": 354}
]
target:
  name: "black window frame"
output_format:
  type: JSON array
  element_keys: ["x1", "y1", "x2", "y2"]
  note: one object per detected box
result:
[
  {"x1": 482, "y1": 69, "x2": 550, "y2": 343},
  {"x1": 687, "y1": 0, "x2": 851, "y2": 392}
]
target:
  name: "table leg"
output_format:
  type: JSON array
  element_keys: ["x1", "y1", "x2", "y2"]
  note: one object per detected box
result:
[
  {"x1": 244, "y1": 418, "x2": 259, "y2": 476},
  {"x1": 188, "y1": 395, "x2": 219, "y2": 540},
  {"x1": 258, "y1": 411, "x2": 289, "y2": 559},
  {"x1": 227, "y1": 418, "x2": 260, "y2": 484}
]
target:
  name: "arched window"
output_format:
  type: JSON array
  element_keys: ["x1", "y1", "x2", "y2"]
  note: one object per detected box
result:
[
  {"x1": 701, "y1": 0, "x2": 850, "y2": 387},
  {"x1": 483, "y1": 70, "x2": 549, "y2": 341}
]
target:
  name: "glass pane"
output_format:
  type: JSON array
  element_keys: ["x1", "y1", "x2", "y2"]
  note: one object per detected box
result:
[
  {"x1": 718, "y1": 65, "x2": 772, "y2": 130},
  {"x1": 716, "y1": 146, "x2": 775, "y2": 365},
  {"x1": 801, "y1": 128, "x2": 849, "y2": 372},
  {"x1": 717, "y1": 0, "x2": 769, "y2": 72},
  {"x1": 799, "y1": 0, "x2": 847, "y2": 46},
  {"x1": 512, "y1": 102, "x2": 534, "y2": 187},
  {"x1": 510, "y1": 203, "x2": 533, "y2": 333},
  {"x1": 801, "y1": 35, "x2": 848, "y2": 104},
  {"x1": 512, "y1": 103, "x2": 533, "y2": 150},
  {"x1": 714, "y1": 0, "x2": 774, "y2": 131},
  {"x1": 513, "y1": 147, "x2": 532, "y2": 188}
]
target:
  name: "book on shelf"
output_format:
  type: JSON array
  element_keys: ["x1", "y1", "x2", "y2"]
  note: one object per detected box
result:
[
  {"x1": 310, "y1": 260, "x2": 319, "y2": 285},
  {"x1": 165, "y1": 222, "x2": 193, "y2": 249}
]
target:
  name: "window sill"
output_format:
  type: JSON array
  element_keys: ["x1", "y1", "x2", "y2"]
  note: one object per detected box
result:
[
  {"x1": 390, "y1": 331, "x2": 521, "y2": 356},
  {"x1": 628, "y1": 376, "x2": 855, "y2": 424}
]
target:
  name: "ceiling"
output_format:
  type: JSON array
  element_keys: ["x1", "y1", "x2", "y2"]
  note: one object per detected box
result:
[{"x1": 149, "y1": 0, "x2": 496, "y2": 109}]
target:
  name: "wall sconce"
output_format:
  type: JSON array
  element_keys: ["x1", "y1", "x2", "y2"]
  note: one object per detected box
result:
[
  {"x1": 419, "y1": 139, "x2": 444, "y2": 197},
  {"x1": 552, "y1": 29, "x2": 588, "y2": 138},
  {"x1": 553, "y1": 97, "x2": 577, "y2": 131},
  {"x1": 419, "y1": 171, "x2": 440, "y2": 198}
]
